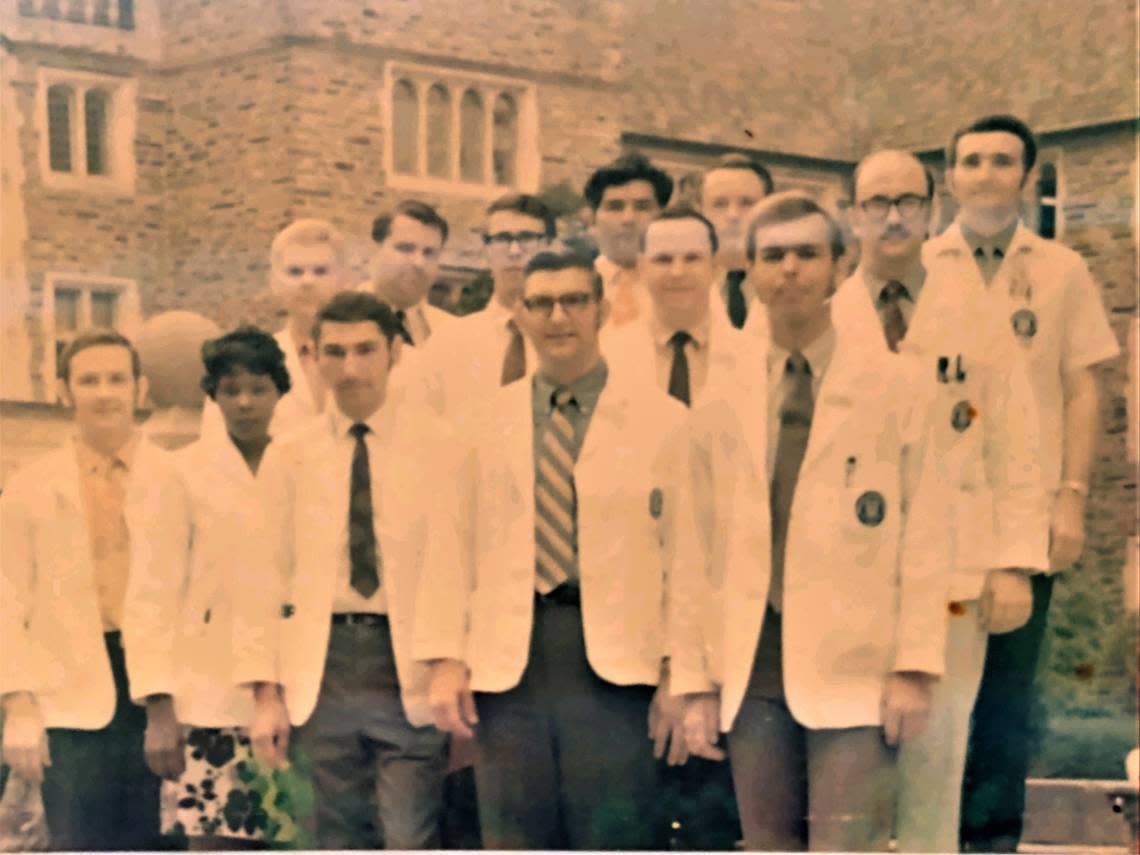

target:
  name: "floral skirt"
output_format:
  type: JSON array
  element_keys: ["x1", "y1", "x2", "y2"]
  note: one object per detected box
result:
[{"x1": 161, "y1": 726, "x2": 309, "y2": 844}]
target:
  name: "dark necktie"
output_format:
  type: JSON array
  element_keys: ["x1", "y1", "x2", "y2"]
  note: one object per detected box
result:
[
  {"x1": 394, "y1": 310, "x2": 415, "y2": 347},
  {"x1": 348, "y1": 422, "x2": 380, "y2": 598},
  {"x1": 667, "y1": 331, "x2": 693, "y2": 407},
  {"x1": 769, "y1": 353, "x2": 814, "y2": 612},
  {"x1": 879, "y1": 280, "x2": 910, "y2": 352},
  {"x1": 725, "y1": 269, "x2": 748, "y2": 329},
  {"x1": 501, "y1": 318, "x2": 526, "y2": 385}
]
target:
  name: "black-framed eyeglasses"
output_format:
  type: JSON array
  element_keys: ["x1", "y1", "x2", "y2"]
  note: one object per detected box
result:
[
  {"x1": 857, "y1": 194, "x2": 929, "y2": 221},
  {"x1": 521, "y1": 292, "x2": 597, "y2": 317},
  {"x1": 483, "y1": 231, "x2": 548, "y2": 251}
]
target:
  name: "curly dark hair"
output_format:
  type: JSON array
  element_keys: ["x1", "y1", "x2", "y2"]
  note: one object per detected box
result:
[{"x1": 200, "y1": 326, "x2": 291, "y2": 400}]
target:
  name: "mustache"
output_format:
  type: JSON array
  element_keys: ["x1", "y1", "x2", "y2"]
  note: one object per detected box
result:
[{"x1": 882, "y1": 224, "x2": 912, "y2": 238}]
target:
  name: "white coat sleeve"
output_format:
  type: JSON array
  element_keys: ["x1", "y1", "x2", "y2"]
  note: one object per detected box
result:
[{"x1": 0, "y1": 475, "x2": 44, "y2": 698}]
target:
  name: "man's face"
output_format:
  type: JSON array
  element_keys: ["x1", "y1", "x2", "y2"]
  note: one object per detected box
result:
[
  {"x1": 749, "y1": 214, "x2": 840, "y2": 331},
  {"x1": 60, "y1": 345, "x2": 141, "y2": 439},
  {"x1": 593, "y1": 180, "x2": 660, "y2": 266},
  {"x1": 851, "y1": 153, "x2": 931, "y2": 269},
  {"x1": 214, "y1": 367, "x2": 281, "y2": 446},
  {"x1": 271, "y1": 242, "x2": 346, "y2": 324},
  {"x1": 516, "y1": 268, "x2": 606, "y2": 376},
  {"x1": 641, "y1": 217, "x2": 716, "y2": 329},
  {"x1": 948, "y1": 131, "x2": 1028, "y2": 216},
  {"x1": 484, "y1": 209, "x2": 551, "y2": 308},
  {"x1": 316, "y1": 321, "x2": 395, "y2": 422},
  {"x1": 701, "y1": 168, "x2": 768, "y2": 267},
  {"x1": 369, "y1": 215, "x2": 444, "y2": 310}
]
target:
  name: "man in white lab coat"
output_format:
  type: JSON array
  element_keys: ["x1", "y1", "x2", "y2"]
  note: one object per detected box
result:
[
  {"x1": 834, "y1": 148, "x2": 1049, "y2": 852},
  {"x1": 415, "y1": 248, "x2": 691, "y2": 850},
  {"x1": 674, "y1": 192, "x2": 949, "y2": 852},
  {"x1": 933, "y1": 115, "x2": 1121, "y2": 854}
]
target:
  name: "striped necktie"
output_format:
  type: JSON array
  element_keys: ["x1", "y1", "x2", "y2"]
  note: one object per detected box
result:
[{"x1": 534, "y1": 388, "x2": 579, "y2": 593}]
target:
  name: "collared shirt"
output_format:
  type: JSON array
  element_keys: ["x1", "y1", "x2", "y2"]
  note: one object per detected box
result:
[
  {"x1": 327, "y1": 407, "x2": 390, "y2": 615},
  {"x1": 765, "y1": 326, "x2": 836, "y2": 478},
  {"x1": 398, "y1": 303, "x2": 433, "y2": 347},
  {"x1": 290, "y1": 330, "x2": 327, "y2": 415},
  {"x1": 649, "y1": 309, "x2": 712, "y2": 398},
  {"x1": 861, "y1": 266, "x2": 927, "y2": 328},
  {"x1": 595, "y1": 255, "x2": 646, "y2": 326},
  {"x1": 532, "y1": 358, "x2": 609, "y2": 454},
  {"x1": 75, "y1": 433, "x2": 139, "y2": 631},
  {"x1": 961, "y1": 219, "x2": 1018, "y2": 285}
]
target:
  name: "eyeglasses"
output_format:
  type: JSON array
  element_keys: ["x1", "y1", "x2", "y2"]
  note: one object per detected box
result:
[
  {"x1": 483, "y1": 231, "x2": 548, "y2": 251},
  {"x1": 521, "y1": 292, "x2": 597, "y2": 317},
  {"x1": 857, "y1": 194, "x2": 929, "y2": 221}
]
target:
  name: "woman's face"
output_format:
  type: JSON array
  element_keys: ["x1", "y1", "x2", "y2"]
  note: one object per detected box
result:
[{"x1": 214, "y1": 366, "x2": 281, "y2": 445}]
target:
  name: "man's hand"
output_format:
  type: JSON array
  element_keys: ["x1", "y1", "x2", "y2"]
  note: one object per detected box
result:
[
  {"x1": 682, "y1": 693, "x2": 726, "y2": 762},
  {"x1": 144, "y1": 694, "x2": 186, "y2": 780},
  {"x1": 0, "y1": 693, "x2": 50, "y2": 785},
  {"x1": 648, "y1": 676, "x2": 688, "y2": 766},
  {"x1": 250, "y1": 682, "x2": 291, "y2": 769},
  {"x1": 881, "y1": 672, "x2": 936, "y2": 746},
  {"x1": 979, "y1": 567, "x2": 1034, "y2": 634},
  {"x1": 1049, "y1": 489, "x2": 1086, "y2": 571},
  {"x1": 428, "y1": 659, "x2": 478, "y2": 739}
]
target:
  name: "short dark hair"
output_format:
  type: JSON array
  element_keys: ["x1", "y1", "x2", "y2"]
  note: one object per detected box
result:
[
  {"x1": 200, "y1": 326, "x2": 291, "y2": 400},
  {"x1": 946, "y1": 114, "x2": 1037, "y2": 173},
  {"x1": 583, "y1": 153, "x2": 673, "y2": 211},
  {"x1": 704, "y1": 152, "x2": 774, "y2": 196},
  {"x1": 524, "y1": 249, "x2": 604, "y2": 299},
  {"x1": 312, "y1": 291, "x2": 404, "y2": 345},
  {"x1": 58, "y1": 329, "x2": 142, "y2": 383},
  {"x1": 642, "y1": 205, "x2": 719, "y2": 254},
  {"x1": 746, "y1": 191, "x2": 845, "y2": 262},
  {"x1": 486, "y1": 193, "x2": 557, "y2": 240},
  {"x1": 851, "y1": 150, "x2": 936, "y2": 200},
  {"x1": 372, "y1": 199, "x2": 449, "y2": 245}
]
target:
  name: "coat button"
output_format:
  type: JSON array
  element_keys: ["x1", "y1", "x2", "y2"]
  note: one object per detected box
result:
[
  {"x1": 281, "y1": 603, "x2": 295, "y2": 619},
  {"x1": 203, "y1": 608, "x2": 211, "y2": 624}
]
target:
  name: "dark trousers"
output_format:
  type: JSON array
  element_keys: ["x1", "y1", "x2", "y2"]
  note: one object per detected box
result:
[
  {"x1": 474, "y1": 595, "x2": 661, "y2": 850},
  {"x1": 292, "y1": 618, "x2": 447, "y2": 849},
  {"x1": 728, "y1": 608, "x2": 897, "y2": 852},
  {"x1": 960, "y1": 573, "x2": 1055, "y2": 852},
  {"x1": 41, "y1": 631, "x2": 162, "y2": 851}
]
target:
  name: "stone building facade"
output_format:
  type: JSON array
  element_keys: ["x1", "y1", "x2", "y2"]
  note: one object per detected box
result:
[{"x1": 0, "y1": 0, "x2": 1137, "y2": 736}]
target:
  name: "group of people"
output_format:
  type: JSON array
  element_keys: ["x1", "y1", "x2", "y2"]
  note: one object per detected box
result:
[{"x1": 0, "y1": 112, "x2": 1121, "y2": 853}]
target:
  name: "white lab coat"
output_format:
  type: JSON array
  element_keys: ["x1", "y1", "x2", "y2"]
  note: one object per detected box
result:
[{"x1": 0, "y1": 437, "x2": 183, "y2": 729}]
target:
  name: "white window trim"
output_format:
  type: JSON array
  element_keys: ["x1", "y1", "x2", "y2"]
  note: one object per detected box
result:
[
  {"x1": 382, "y1": 61, "x2": 539, "y2": 198},
  {"x1": 1034, "y1": 147, "x2": 1064, "y2": 240},
  {"x1": 43, "y1": 272, "x2": 141, "y2": 399},
  {"x1": 36, "y1": 67, "x2": 137, "y2": 195}
]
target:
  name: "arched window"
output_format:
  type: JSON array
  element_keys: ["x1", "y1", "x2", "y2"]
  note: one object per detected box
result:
[
  {"x1": 426, "y1": 84, "x2": 451, "y2": 179},
  {"x1": 460, "y1": 89, "x2": 485, "y2": 183},
  {"x1": 1037, "y1": 162, "x2": 1058, "y2": 239},
  {"x1": 492, "y1": 93, "x2": 518, "y2": 186},
  {"x1": 391, "y1": 79, "x2": 418, "y2": 175},
  {"x1": 47, "y1": 84, "x2": 73, "y2": 173},
  {"x1": 84, "y1": 89, "x2": 109, "y2": 176}
]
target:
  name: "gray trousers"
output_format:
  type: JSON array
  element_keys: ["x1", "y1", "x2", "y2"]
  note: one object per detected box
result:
[
  {"x1": 474, "y1": 595, "x2": 661, "y2": 850},
  {"x1": 292, "y1": 618, "x2": 447, "y2": 849},
  {"x1": 728, "y1": 608, "x2": 897, "y2": 852}
]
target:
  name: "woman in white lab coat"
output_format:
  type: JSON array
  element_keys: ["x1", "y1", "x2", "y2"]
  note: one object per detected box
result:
[{"x1": 127, "y1": 327, "x2": 293, "y2": 849}]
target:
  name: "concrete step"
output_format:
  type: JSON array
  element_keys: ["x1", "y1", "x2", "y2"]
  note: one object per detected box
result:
[{"x1": 1021, "y1": 777, "x2": 1137, "y2": 851}]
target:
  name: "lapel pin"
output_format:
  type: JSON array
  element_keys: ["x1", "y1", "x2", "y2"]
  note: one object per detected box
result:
[
  {"x1": 1011, "y1": 308, "x2": 1037, "y2": 339},
  {"x1": 855, "y1": 490, "x2": 886, "y2": 527},
  {"x1": 951, "y1": 400, "x2": 976, "y2": 433}
]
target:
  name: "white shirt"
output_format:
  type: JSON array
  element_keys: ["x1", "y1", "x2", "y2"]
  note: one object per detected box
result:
[
  {"x1": 326, "y1": 407, "x2": 391, "y2": 615},
  {"x1": 765, "y1": 325, "x2": 837, "y2": 478},
  {"x1": 649, "y1": 310, "x2": 712, "y2": 398}
]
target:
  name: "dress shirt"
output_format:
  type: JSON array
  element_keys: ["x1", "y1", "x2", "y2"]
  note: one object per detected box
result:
[
  {"x1": 765, "y1": 326, "x2": 836, "y2": 477},
  {"x1": 327, "y1": 407, "x2": 391, "y2": 614},
  {"x1": 75, "y1": 433, "x2": 139, "y2": 631},
  {"x1": 532, "y1": 359, "x2": 609, "y2": 453},
  {"x1": 861, "y1": 267, "x2": 927, "y2": 328},
  {"x1": 960, "y1": 219, "x2": 1018, "y2": 285},
  {"x1": 595, "y1": 255, "x2": 646, "y2": 326},
  {"x1": 649, "y1": 310, "x2": 712, "y2": 399}
]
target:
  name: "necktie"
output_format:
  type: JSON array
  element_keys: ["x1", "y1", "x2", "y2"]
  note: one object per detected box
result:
[
  {"x1": 769, "y1": 353, "x2": 814, "y2": 612},
  {"x1": 501, "y1": 318, "x2": 526, "y2": 385},
  {"x1": 348, "y1": 422, "x2": 380, "y2": 598},
  {"x1": 534, "y1": 389, "x2": 579, "y2": 593},
  {"x1": 394, "y1": 310, "x2": 415, "y2": 347},
  {"x1": 725, "y1": 269, "x2": 748, "y2": 329},
  {"x1": 667, "y1": 331, "x2": 693, "y2": 407},
  {"x1": 609, "y1": 269, "x2": 640, "y2": 326},
  {"x1": 879, "y1": 280, "x2": 909, "y2": 352}
]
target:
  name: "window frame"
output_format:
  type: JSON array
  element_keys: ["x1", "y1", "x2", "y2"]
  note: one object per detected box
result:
[
  {"x1": 1033, "y1": 149, "x2": 1064, "y2": 240},
  {"x1": 43, "y1": 273, "x2": 141, "y2": 398},
  {"x1": 36, "y1": 67, "x2": 137, "y2": 194},
  {"x1": 382, "y1": 62, "x2": 539, "y2": 198}
]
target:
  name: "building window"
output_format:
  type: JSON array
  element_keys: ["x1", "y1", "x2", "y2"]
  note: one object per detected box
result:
[
  {"x1": 44, "y1": 274, "x2": 141, "y2": 391},
  {"x1": 37, "y1": 68, "x2": 137, "y2": 193},
  {"x1": 383, "y1": 62, "x2": 539, "y2": 197},
  {"x1": 1036, "y1": 161, "x2": 1059, "y2": 239}
]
